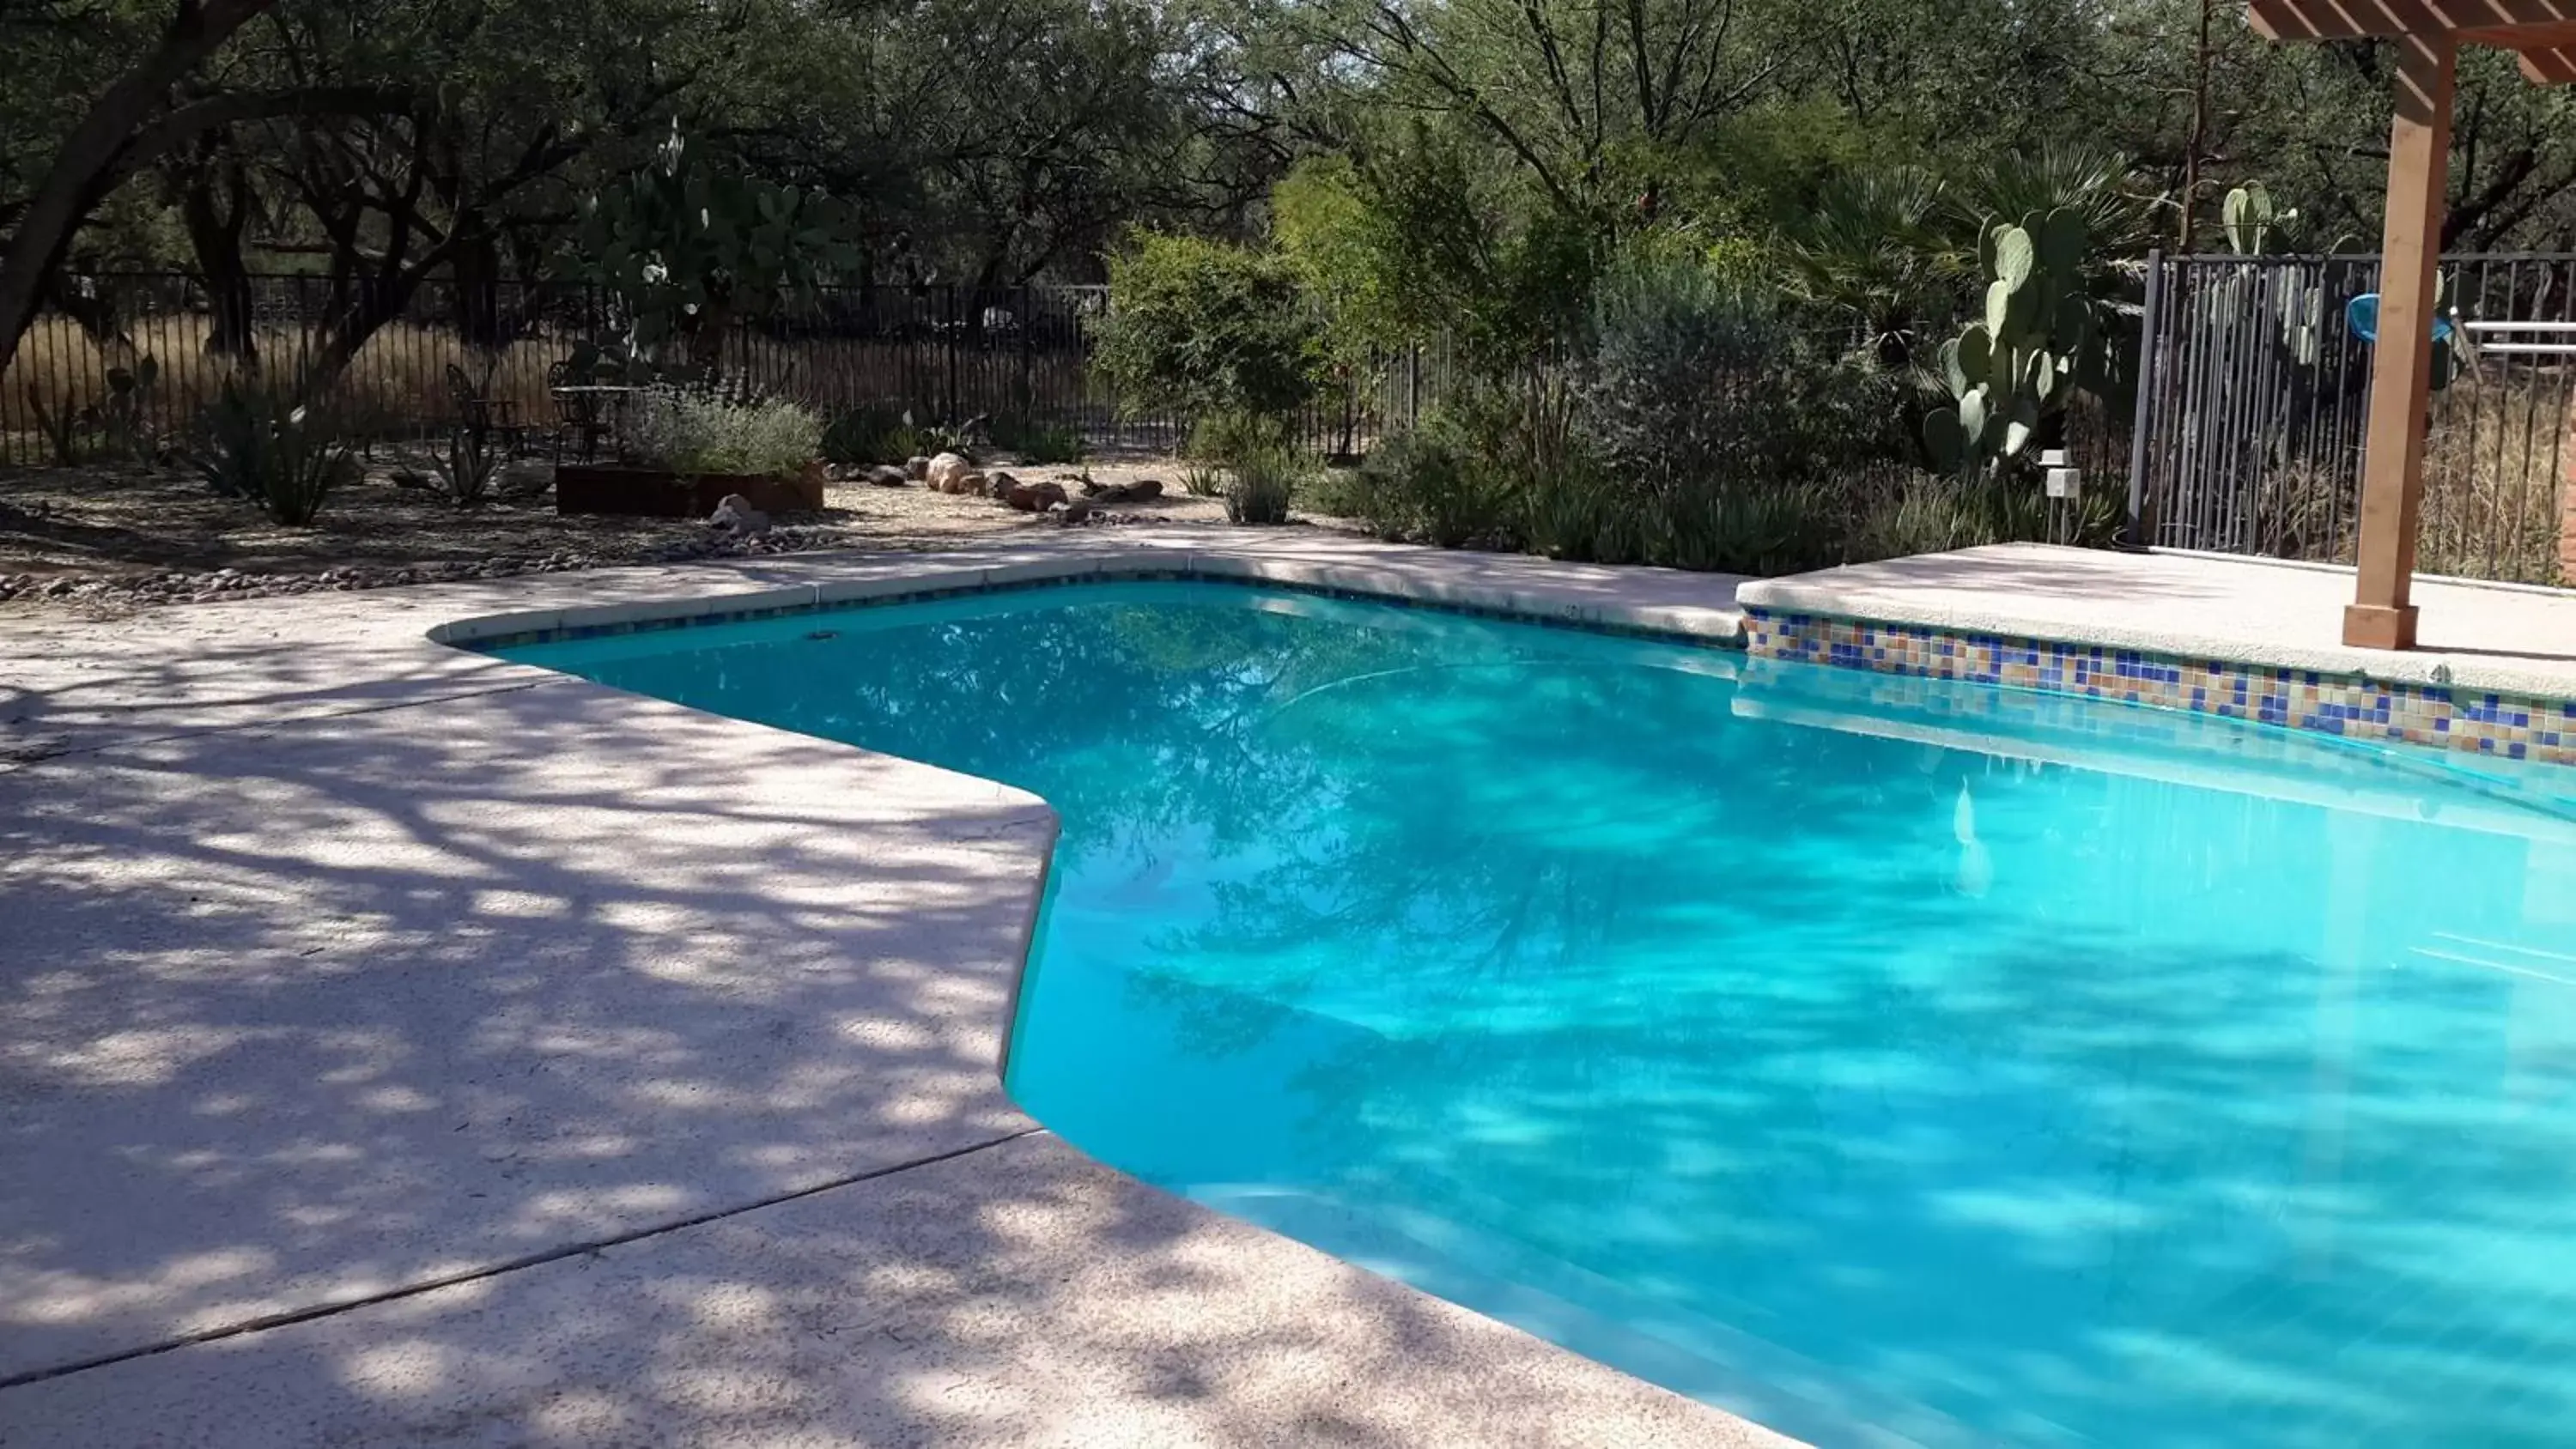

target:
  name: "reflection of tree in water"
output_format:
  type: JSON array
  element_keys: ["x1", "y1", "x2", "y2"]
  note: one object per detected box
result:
[{"x1": 1115, "y1": 648, "x2": 2067, "y2": 1290}]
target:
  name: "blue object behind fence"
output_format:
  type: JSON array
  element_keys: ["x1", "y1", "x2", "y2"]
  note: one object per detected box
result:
[{"x1": 2348, "y1": 292, "x2": 2455, "y2": 344}]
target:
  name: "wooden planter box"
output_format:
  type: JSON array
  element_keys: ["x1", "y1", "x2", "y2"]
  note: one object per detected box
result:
[{"x1": 555, "y1": 463, "x2": 824, "y2": 518}]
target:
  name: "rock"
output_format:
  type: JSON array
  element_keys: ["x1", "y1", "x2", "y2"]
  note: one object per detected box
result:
[
  {"x1": 904, "y1": 455, "x2": 932, "y2": 480},
  {"x1": 866, "y1": 464, "x2": 908, "y2": 487},
  {"x1": 983, "y1": 470, "x2": 1019, "y2": 500},
  {"x1": 1086, "y1": 477, "x2": 1164, "y2": 505},
  {"x1": 941, "y1": 470, "x2": 987, "y2": 496},
  {"x1": 389, "y1": 468, "x2": 433, "y2": 490},
  {"x1": 708, "y1": 493, "x2": 773, "y2": 537},
  {"x1": 1005, "y1": 478, "x2": 1070, "y2": 512},
  {"x1": 1055, "y1": 497, "x2": 1096, "y2": 524},
  {"x1": 924, "y1": 451, "x2": 973, "y2": 490},
  {"x1": 498, "y1": 459, "x2": 551, "y2": 498}
]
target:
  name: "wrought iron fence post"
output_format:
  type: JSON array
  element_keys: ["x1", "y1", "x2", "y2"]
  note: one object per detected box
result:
[
  {"x1": 1018, "y1": 283, "x2": 1034, "y2": 421},
  {"x1": 943, "y1": 285, "x2": 959, "y2": 427},
  {"x1": 2127, "y1": 248, "x2": 2165, "y2": 546}
]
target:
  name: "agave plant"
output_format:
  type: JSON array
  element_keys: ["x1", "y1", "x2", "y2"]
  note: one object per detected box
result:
[{"x1": 189, "y1": 375, "x2": 357, "y2": 525}]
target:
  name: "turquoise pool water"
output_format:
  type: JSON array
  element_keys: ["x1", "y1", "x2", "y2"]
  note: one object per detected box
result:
[{"x1": 500, "y1": 580, "x2": 2576, "y2": 1448}]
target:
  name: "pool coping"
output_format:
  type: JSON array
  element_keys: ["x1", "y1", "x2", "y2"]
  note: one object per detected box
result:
[
  {"x1": 426, "y1": 539, "x2": 1752, "y2": 652},
  {"x1": 0, "y1": 529, "x2": 1787, "y2": 1447},
  {"x1": 1738, "y1": 544, "x2": 2576, "y2": 768}
]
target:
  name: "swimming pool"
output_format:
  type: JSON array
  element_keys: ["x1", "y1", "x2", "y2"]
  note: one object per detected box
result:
[{"x1": 499, "y1": 579, "x2": 2576, "y2": 1447}]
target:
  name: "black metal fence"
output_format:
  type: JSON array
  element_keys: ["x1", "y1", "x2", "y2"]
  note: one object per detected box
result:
[
  {"x1": 2129, "y1": 251, "x2": 2574, "y2": 584},
  {"x1": 0, "y1": 273, "x2": 1461, "y2": 469}
]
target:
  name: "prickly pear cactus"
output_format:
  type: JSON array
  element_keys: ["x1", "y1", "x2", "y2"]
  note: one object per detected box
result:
[
  {"x1": 1924, "y1": 207, "x2": 2103, "y2": 476},
  {"x1": 574, "y1": 121, "x2": 856, "y2": 379},
  {"x1": 2223, "y1": 184, "x2": 2276, "y2": 256}
]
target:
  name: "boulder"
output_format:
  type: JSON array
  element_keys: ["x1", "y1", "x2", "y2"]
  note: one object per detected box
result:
[
  {"x1": 945, "y1": 470, "x2": 988, "y2": 496},
  {"x1": 708, "y1": 494, "x2": 773, "y2": 537},
  {"x1": 904, "y1": 454, "x2": 932, "y2": 480},
  {"x1": 924, "y1": 451, "x2": 973, "y2": 489},
  {"x1": 1005, "y1": 478, "x2": 1070, "y2": 512},
  {"x1": 866, "y1": 464, "x2": 909, "y2": 487},
  {"x1": 983, "y1": 470, "x2": 1019, "y2": 500}
]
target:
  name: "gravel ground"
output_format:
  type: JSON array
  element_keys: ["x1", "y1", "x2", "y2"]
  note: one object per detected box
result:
[{"x1": 0, "y1": 449, "x2": 1249, "y2": 615}]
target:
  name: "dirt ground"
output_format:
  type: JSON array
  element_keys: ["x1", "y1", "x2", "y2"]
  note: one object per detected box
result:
[{"x1": 0, "y1": 447, "x2": 1228, "y2": 578}]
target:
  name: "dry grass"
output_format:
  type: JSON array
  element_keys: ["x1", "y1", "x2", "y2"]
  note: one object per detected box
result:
[
  {"x1": 2418, "y1": 383, "x2": 2570, "y2": 584},
  {"x1": 0, "y1": 311, "x2": 1171, "y2": 467},
  {"x1": 1, "y1": 314, "x2": 575, "y2": 460},
  {"x1": 2232, "y1": 380, "x2": 2570, "y2": 586}
]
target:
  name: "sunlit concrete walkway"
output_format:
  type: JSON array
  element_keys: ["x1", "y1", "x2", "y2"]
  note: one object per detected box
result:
[{"x1": 0, "y1": 530, "x2": 1776, "y2": 1447}]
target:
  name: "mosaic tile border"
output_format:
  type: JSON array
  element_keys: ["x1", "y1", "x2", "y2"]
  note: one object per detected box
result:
[
  {"x1": 1744, "y1": 606, "x2": 2576, "y2": 767},
  {"x1": 458, "y1": 567, "x2": 1741, "y2": 653}
]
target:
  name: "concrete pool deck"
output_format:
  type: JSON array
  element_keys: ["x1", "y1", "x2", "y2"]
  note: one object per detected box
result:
[
  {"x1": 0, "y1": 529, "x2": 1783, "y2": 1447},
  {"x1": 1739, "y1": 543, "x2": 2576, "y2": 700}
]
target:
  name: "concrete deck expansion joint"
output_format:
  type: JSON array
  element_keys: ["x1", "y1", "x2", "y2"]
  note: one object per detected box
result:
[{"x1": 0, "y1": 528, "x2": 1781, "y2": 1448}]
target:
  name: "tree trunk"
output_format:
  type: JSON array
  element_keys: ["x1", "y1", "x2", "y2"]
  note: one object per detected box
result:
[
  {"x1": 448, "y1": 231, "x2": 507, "y2": 351},
  {"x1": 0, "y1": 0, "x2": 276, "y2": 372},
  {"x1": 179, "y1": 155, "x2": 259, "y2": 359}
]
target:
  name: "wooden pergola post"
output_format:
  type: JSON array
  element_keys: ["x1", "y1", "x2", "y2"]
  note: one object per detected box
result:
[
  {"x1": 2345, "y1": 34, "x2": 2455, "y2": 652},
  {"x1": 2249, "y1": 0, "x2": 2576, "y2": 649}
]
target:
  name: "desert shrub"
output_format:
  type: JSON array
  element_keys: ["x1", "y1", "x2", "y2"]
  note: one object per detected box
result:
[
  {"x1": 989, "y1": 415, "x2": 1085, "y2": 464},
  {"x1": 1178, "y1": 459, "x2": 1226, "y2": 497},
  {"x1": 1566, "y1": 252, "x2": 1916, "y2": 572},
  {"x1": 1095, "y1": 231, "x2": 1321, "y2": 426},
  {"x1": 1295, "y1": 464, "x2": 1371, "y2": 518},
  {"x1": 1352, "y1": 411, "x2": 1522, "y2": 549},
  {"x1": 1581, "y1": 255, "x2": 1907, "y2": 497},
  {"x1": 1183, "y1": 409, "x2": 1287, "y2": 467},
  {"x1": 1225, "y1": 444, "x2": 1302, "y2": 524},
  {"x1": 821, "y1": 403, "x2": 927, "y2": 465},
  {"x1": 1521, "y1": 468, "x2": 1645, "y2": 564},
  {"x1": 1850, "y1": 471, "x2": 2122, "y2": 561},
  {"x1": 1661, "y1": 481, "x2": 1847, "y2": 574},
  {"x1": 629, "y1": 390, "x2": 821, "y2": 476},
  {"x1": 188, "y1": 377, "x2": 358, "y2": 525}
]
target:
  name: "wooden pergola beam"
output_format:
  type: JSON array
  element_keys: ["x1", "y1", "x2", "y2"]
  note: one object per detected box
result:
[
  {"x1": 2251, "y1": 0, "x2": 2576, "y2": 39},
  {"x1": 2518, "y1": 41, "x2": 2576, "y2": 79}
]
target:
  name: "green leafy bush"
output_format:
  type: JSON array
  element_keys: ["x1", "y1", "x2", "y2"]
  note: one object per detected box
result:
[
  {"x1": 1274, "y1": 141, "x2": 1595, "y2": 367},
  {"x1": 188, "y1": 376, "x2": 357, "y2": 526},
  {"x1": 1095, "y1": 232, "x2": 1321, "y2": 425},
  {"x1": 629, "y1": 390, "x2": 822, "y2": 476}
]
